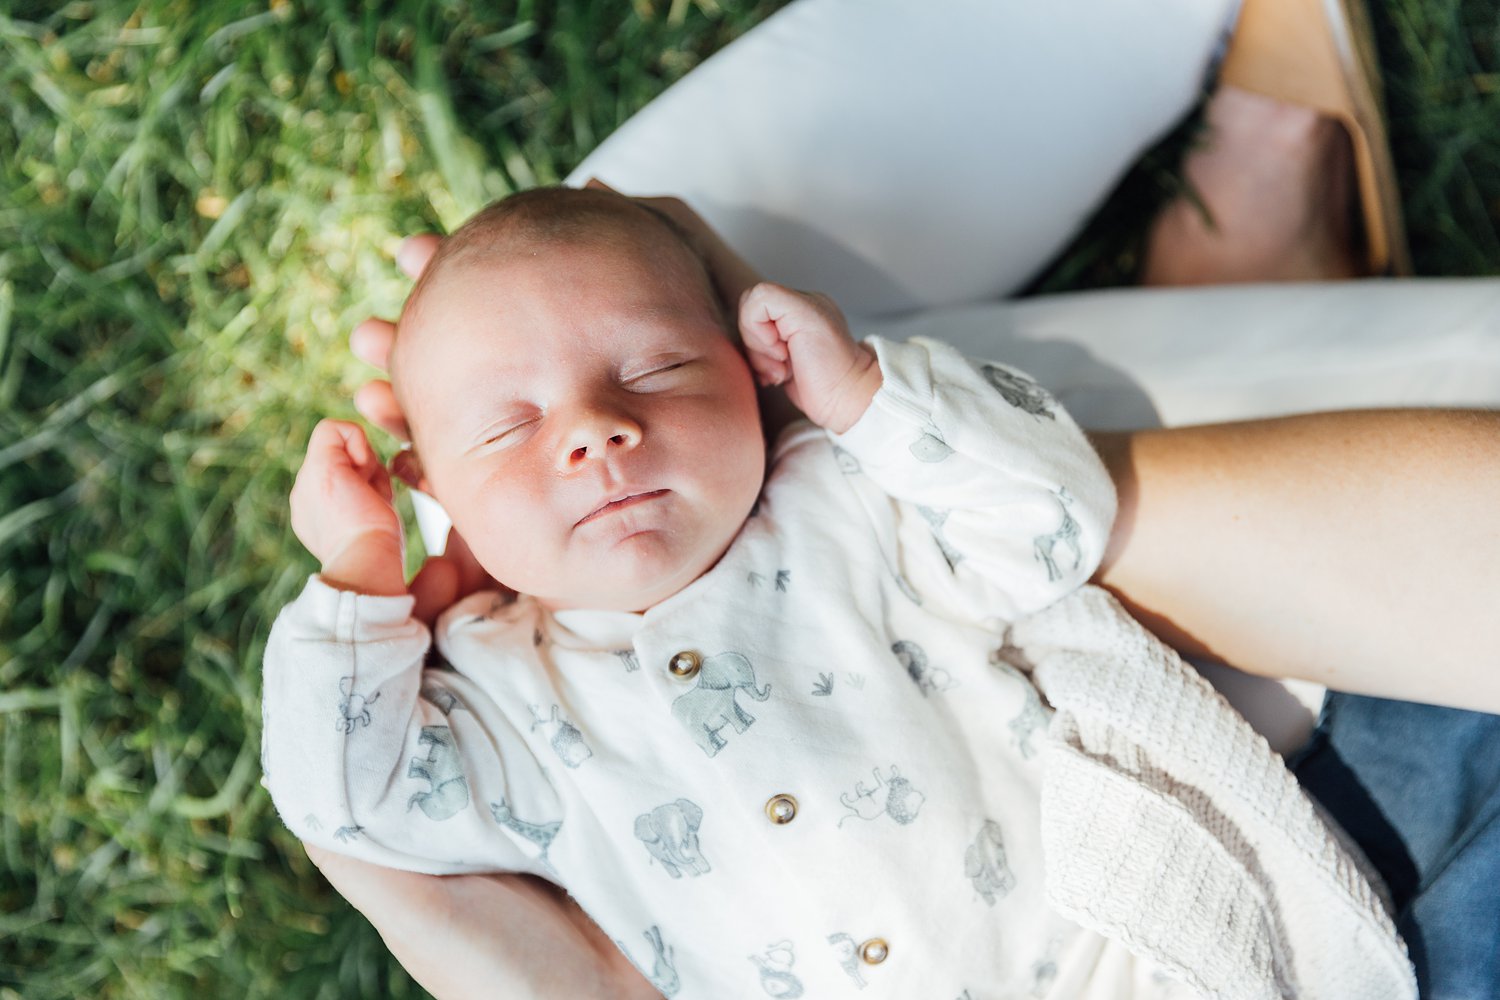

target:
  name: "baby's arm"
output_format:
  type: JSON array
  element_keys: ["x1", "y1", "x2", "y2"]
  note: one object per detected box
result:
[
  {"x1": 741, "y1": 284, "x2": 1113, "y2": 619},
  {"x1": 266, "y1": 421, "x2": 554, "y2": 876},
  {"x1": 834, "y1": 337, "x2": 1115, "y2": 617}
]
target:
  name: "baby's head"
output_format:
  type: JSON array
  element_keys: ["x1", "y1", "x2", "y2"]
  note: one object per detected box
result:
[{"x1": 390, "y1": 187, "x2": 766, "y2": 612}]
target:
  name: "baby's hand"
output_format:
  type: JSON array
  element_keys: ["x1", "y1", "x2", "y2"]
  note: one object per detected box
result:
[
  {"x1": 738, "y1": 282, "x2": 882, "y2": 435},
  {"x1": 290, "y1": 419, "x2": 407, "y2": 597}
]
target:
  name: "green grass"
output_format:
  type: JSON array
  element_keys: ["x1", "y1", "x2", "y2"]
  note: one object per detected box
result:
[{"x1": 0, "y1": 1, "x2": 1495, "y2": 997}]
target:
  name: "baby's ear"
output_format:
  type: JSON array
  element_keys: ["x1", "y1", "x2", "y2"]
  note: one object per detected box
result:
[{"x1": 390, "y1": 446, "x2": 432, "y2": 494}]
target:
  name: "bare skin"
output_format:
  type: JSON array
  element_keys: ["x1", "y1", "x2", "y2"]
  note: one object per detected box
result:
[
  {"x1": 301, "y1": 845, "x2": 660, "y2": 1000},
  {"x1": 1091, "y1": 410, "x2": 1500, "y2": 708},
  {"x1": 1143, "y1": 85, "x2": 1361, "y2": 284}
]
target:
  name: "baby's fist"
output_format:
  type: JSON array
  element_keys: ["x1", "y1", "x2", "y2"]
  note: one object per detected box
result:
[
  {"x1": 290, "y1": 420, "x2": 406, "y2": 596},
  {"x1": 738, "y1": 282, "x2": 881, "y2": 434}
]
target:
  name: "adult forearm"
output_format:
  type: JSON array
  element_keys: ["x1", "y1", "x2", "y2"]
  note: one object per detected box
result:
[
  {"x1": 1090, "y1": 409, "x2": 1500, "y2": 713},
  {"x1": 303, "y1": 847, "x2": 660, "y2": 1000}
]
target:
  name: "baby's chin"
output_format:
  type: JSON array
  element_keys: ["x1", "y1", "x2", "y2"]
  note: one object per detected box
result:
[{"x1": 521, "y1": 535, "x2": 731, "y2": 613}]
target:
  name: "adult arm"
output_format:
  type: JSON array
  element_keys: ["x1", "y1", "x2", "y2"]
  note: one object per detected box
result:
[
  {"x1": 1090, "y1": 409, "x2": 1500, "y2": 713},
  {"x1": 302, "y1": 845, "x2": 660, "y2": 1000}
]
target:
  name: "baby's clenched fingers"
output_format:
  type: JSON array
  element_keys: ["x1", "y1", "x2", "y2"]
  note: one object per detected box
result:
[
  {"x1": 744, "y1": 344, "x2": 789, "y2": 387},
  {"x1": 739, "y1": 281, "x2": 848, "y2": 347},
  {"x1": 303, "y1": 419, "x2": 374, "y2": 474}
]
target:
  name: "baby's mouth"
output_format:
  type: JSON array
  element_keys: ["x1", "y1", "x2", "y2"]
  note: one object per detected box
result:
[{"x1": 576, "y1": 490, "x2": 668, "y2": 528}]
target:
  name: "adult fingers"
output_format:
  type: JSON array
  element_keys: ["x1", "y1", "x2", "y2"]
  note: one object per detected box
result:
[
  {"x1": 352, "y1": 317, "x2": 396, "y2": 371},
  {"x1": 396, "y1": 234, "x2": 441, "y2": 280},
  {"x1": 355, "y1": 380, "x2": 411, "y2": 442}
]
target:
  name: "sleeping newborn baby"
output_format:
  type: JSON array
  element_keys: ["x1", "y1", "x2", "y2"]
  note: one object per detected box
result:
[{"x1": 263, "y1": 187, "x2": 1414, "y2": 999}]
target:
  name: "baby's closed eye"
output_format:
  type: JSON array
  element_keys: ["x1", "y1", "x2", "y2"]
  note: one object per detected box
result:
[
  {"x1": 483, "y1": 419, "x2": 536, "y2": 445},
  {"x1": 471, "y1": 409, "x2": 542, "y2": 452},
  {"x1": 624, "y1": 362, "x2": 690, "y2": 390}
]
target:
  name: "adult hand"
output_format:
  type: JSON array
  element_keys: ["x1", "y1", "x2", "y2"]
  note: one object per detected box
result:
[
  {"x1": 303, "y1": 845, "x2": 660, "y2": 1000},
  {"x1": 349, "y1": 234, "x2": 496, "y2": 625}
]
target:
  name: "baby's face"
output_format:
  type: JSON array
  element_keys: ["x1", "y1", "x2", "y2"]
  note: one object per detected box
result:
[{"x1": 395, "y1": 230, "x2": 765, "y2": 612}]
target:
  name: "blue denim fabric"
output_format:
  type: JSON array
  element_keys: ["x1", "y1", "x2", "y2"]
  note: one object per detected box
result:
[{"x1": 1288, "y1": 692, "x2": 1500, "y2": 1000}]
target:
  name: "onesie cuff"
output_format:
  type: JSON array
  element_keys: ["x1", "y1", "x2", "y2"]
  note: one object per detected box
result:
[
  {"x1": 829, "y1": 336, "x2": 933, "y2": 454},
  {"x1": 295, "y1": 573, "x2": 422, "y2": 644}
]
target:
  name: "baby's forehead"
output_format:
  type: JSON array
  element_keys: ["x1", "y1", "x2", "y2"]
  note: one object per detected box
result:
[{"x1": 396, "y1": 247, "x2": 711, "y2": 397}]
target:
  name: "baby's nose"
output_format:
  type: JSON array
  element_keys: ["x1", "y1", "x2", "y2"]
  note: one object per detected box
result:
[{"x1": 558, "y1": 408, "x2": 642, "y2": 469}]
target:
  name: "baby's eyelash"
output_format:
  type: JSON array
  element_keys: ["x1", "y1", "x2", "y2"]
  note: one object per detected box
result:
[
  {"x1": 483, "y1": 418, "x2": 534, "y2": 445},
  {"x1": 628, "y1": 362, "x2": 687, "y2": 383}
]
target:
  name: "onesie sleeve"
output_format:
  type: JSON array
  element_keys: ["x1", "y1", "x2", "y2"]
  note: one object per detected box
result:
[
  {"x1": 260, "y1": 574, "x2": 559, "y2": 879},
  {"x1": 830, "y1": 335, "x2": 1116, "y2": 620}
]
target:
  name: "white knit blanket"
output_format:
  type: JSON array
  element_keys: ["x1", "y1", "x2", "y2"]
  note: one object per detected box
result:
[{"x1": 1015, "y1": 585, "x2": 1418, "y2": 1000}]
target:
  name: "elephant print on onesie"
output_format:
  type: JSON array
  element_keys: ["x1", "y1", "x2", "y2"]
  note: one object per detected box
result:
[
  {"x1": 335, "y1": 676, "x2": 380, "y2": 734},
  {"x1": 634, "y1": 798, "x2": 711, "y2": 879},
  {"x1": 407, "y1": 725, "x2": 469, "y2": 820},
  {"x1": 978, "y1": 362, "x2": 1056, "y2": 420},
  {"x1": 891, "y1": 639, "x2": 957, "y2": 697},
  {"x1": 749, "y1": 940, "x2": 805, "y2": 998},
  {"x1": 670, "y1": 651, "x2": 771, "y2": 758},
  {"x1": 964, "y1": 819, "x2": 1017, "y2": 906},
  {"x1": 528, "y1": 703, "x2": 594, "y2": 768},
  {"x1": 838, "y1": 765, "x2": 925, "y2": 828}
]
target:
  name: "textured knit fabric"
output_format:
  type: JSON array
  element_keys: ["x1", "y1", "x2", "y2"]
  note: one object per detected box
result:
[
  {"x1": 1012, "y1": 588, "x2": 1417, "y2": 1000},
  {"x1": 263, "y1": 336, "x2": 1413, "y2": 999}
]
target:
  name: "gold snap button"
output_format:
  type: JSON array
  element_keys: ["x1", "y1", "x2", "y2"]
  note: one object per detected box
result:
[
  {"x1": 858, "y1": 938, "x2": 889, "y2": 965},
  {"x1": 667, "y1": 650, "x2": 702, "y2": 678},
  {"x1": 764, "y1": 794, "x2": 798, "y2": 824}
]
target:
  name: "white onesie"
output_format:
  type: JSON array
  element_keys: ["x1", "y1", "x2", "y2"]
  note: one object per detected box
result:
[{"x1": 262, "y1": 336, "x2": 1410, "y2": 999}]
